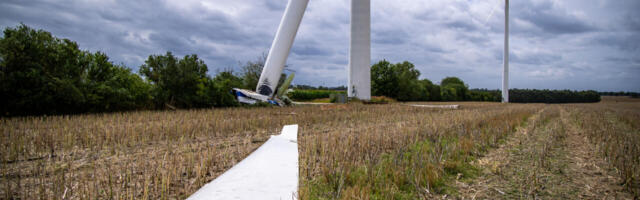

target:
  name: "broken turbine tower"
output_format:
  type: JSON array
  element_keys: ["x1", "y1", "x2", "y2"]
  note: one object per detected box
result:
[{"x1": 233, "y1": 0, "x2": 372, "y2": 105}]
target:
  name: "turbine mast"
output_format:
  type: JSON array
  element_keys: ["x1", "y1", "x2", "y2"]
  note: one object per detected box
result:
[
  {"x1": 502, "y1": 0, "x2": 509, "y2": 103},
  {"x1": 348, "y1": 0, "x2": 371, "y2": 100},
  {"x1": 256, "y1": 0, "x2": 309, "y2": 97}
]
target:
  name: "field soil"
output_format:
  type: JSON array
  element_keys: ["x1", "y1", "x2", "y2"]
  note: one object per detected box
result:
[
  {"x1": 455, "y1": 106, "x2": 634, "y2": 199},
  {"x1": 1, "y1": 97, "x2": 639, "y2": 199}
]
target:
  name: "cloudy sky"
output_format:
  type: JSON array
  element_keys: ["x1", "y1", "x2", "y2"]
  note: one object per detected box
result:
[{"x1": 1, "y1": 0, "x2": 639, "y2": 91}]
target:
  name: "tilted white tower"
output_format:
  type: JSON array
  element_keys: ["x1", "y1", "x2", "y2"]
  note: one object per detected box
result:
[
  {"x1": 502, "y1": 0, "x2": 509, "y2": 103},
  {"x1": 348, "y1": 0, "x2": 371, "y2": 100},
  {"x1": 256, "y1": 0, "x2": 309, "y2": 97}
]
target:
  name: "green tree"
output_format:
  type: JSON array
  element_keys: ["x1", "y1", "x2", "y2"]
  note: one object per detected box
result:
[
  {"x1": 394, "y1": 61, "x2": 422, "y2": 101},
  {"x1": 1, "y1": 24, "x2": 87, "y2": 115},
  {"x1": 211, "y1": 71, "x2": 243, "y2": 107},
  {"x1": 139, "y1": 52, "x2": 210, "y2": 108},
  {"x1": 418, "y1": 79, "x2": 441, "y2": 101},
  {"x1": 440, "y1": 77, "x2": 469, "y2": 101},
  {"x1": 0, "y1": 24, "x2": 152, "y2": 115},
  {"x1": 371, "y1": 60, "x2": 397, "y2": 98},
  {"x1": 372, "y1": 60, "x2": 446, "y2": 101},
  {"x1": 441, "y1": 77, "x2": 465, "y2": 86},
  {"x1": 84, "y1": 52, "x2": 152, "y2": 111},
  {"x1": 371, "y1": 60, "x2": 432, "y2": 101}
]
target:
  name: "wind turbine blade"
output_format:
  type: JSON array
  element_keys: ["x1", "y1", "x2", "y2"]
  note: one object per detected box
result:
[
  {"x1": 484, "y1": 4, "x2": 497, "y2": 24},
  {"x1": 484, "y1": 0, "x2": 504, "y2": 25},
  {"x1": 276, "y1": 72, "x2": 295, "y2": 99}
]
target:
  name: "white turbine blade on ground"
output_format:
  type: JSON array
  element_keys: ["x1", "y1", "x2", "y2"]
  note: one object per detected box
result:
[{"x1": 187, "y1": 125, "x2": 299, "y2": 200}]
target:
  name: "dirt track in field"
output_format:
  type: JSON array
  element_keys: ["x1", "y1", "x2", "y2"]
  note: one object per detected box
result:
[{"x1": 455, "y1": 106, "x2": 634, "y2": 199}]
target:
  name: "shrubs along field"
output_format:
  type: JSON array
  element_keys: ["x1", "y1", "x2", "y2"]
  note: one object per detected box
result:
[
  {"x1": 2, "y1": 98, "x2": 639, "y2": 199},
  {"x1": 288, "y1": 90, "x2": 345, "y2": 101}
]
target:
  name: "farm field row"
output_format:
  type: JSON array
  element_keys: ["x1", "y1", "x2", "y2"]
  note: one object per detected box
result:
[{"x1": 1, "y1": 97, "x2": 638, "y2": 199}]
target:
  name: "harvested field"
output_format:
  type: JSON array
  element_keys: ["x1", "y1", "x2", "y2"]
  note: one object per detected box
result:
[{"x1": 1, "y1": 98, "x2": 639, "y2": 199}]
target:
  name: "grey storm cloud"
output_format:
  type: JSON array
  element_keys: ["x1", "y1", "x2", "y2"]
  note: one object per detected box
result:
[
  {"x1": 373, "y1": 29, "x2": 409, "y2": 44},
  {"x1": 512, "y1": 0, "x2": 596, "y2": 35},
  {"x1": 1, "y1": 0, "x2": 639, "y2": 92}
]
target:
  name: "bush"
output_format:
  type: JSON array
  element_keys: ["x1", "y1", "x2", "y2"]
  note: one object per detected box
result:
[
  {"x1": 210, "y1": 71, "x2": 243, "y2": 107},
  {"x1": 440, "y1": 77, "x2": 469, "y2": 101},
  {"x1": 139, "y1": 52, "x2": 213, "y2": 108},
  {"x1": 468, "y1": 89, "x2": 501, "y2": 102},
  {"x1": 371, "y1": 60, "x2": 423, "y2": 101},
  {"x1": 84, "y1": 52, "x2": 153, "y2": 112}
]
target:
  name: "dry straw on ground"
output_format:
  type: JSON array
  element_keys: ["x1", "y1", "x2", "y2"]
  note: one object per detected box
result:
[{"x1": 1, "y1": 98, "x2": 638, "y2": 199}]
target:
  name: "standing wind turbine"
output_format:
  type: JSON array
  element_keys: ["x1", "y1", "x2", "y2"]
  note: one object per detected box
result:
[{"x1": 502, "y1": 0, "x2": 509, "y2": 103}]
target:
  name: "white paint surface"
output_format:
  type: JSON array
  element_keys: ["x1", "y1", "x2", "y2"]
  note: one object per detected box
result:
[
  {"x1": 348, "y1": 0, "x2": 371, "y2": 100},
  {"x1": 408, "y1": 104, "x2": 459, "y2": 109},
  {"x1": 502, "y1": 0, "x2": 509, "y2": 103},
  {"x1": 187, "y1": 125, "x2": 299, "y2": 200},
  {"x1": 292, "y1": 102, "x2": 334, "y2": 105},
  {"x1": 257, "y1": 0, "x2": 309, "y2": 97}
]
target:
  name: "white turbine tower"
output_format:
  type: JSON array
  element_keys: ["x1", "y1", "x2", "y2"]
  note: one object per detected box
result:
[
  {"x1": 349, "y1": 0, "x2": 371, "y2": 100},
  {"x1": 502, "y1": 0, "x2": 509, "y2": 103}
]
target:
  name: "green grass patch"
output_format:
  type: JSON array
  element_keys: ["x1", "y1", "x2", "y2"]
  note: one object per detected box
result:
[
  {"x1": 303, "y1": 138, "x2": 481, "y2": 199},
  {"x1": 300, "y1": 108, "x2": 535, "y2": 199}
]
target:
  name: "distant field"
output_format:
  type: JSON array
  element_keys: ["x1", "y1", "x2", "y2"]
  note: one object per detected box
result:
[
  {"x1": 602, "y1": 95, "x2": 640, "y2": 102},
  {"x1": 1, "y1": 98, "x2": 639, "y2": 199}
]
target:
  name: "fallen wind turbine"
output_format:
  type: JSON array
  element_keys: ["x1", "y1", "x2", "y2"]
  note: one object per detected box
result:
[{"x1": 232, "y1": 0, "x2": 372, "y2": 106}]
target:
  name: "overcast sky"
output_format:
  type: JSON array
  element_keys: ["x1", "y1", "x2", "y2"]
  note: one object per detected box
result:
[{"x1": 1, "y1": 0, "x2": 639, "y2": 91}]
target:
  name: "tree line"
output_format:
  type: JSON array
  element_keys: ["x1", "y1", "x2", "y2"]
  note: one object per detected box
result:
[
  {"x1": 599, "y1": 91, "x2": 640, "y2": 98},
  {"x1": 510, "y1": 89, "x2": 600, "y2": 103},
  {"x1": 0, "y1": 24, "x2": 268, "y2": 116},
  {"x1": 370, "y1": 60, "x2": 600, "y2": 103},
  {"x1": 371, "y1": 60, "x2": 500, "y2": 102}
]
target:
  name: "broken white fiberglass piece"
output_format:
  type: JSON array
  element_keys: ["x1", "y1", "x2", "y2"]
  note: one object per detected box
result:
[
  {"x1": 232, "y1": 88, "x2": 279, "y2": 105},
  {"x1": 408, "y1": 104, "x2": 459, "y2": 109},
  {"x1": 187, "y1": 124, "x2": 299, "y2": 200}
]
